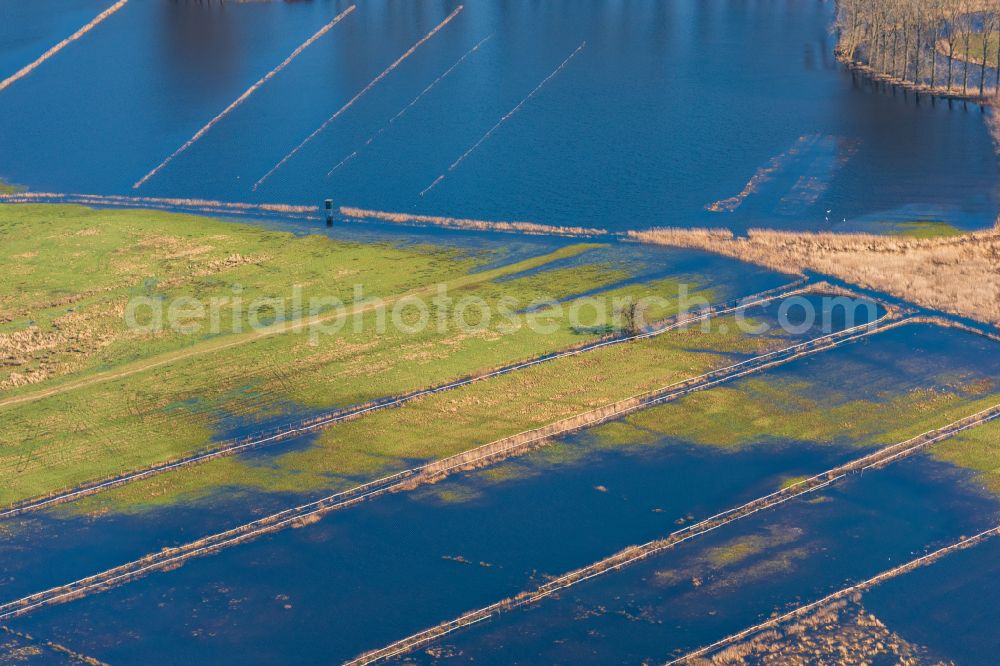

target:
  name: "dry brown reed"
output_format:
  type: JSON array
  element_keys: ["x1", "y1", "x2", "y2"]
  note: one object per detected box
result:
[
  {"x1": 340, "y1": 206, "x2": 609, "y2": 237},
  {"x1": 631, "y1": 226, "x2": 1000, "y2": 326}
]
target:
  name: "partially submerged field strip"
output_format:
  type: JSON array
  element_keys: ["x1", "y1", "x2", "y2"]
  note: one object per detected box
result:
[
  {"x1": 420, "y1": 41, "x2": 586, "y2": 197},
  {"x1": 0, "y1": 280, "x2": 811, "y2": 519},
  {"x1": 3, "y1": 322, "x2": 997, "y2": 660},
  {"x1": 0, "y1": 202, "x2": 600, "y2": 407},
  {"x1": 345, "y1": 405, "x2": 1000, "y2": 665},
  {"x1": 0, "y1": 314, "x2": 935, "y2": 622},
  {"x1": 669, "y1": 524, "x2": 1000, "y2": 665},
  {"x1": 253, "y1": 6, "x2": 465, "y2": 191},
  {"x1": 24, "y1": 296, "x2": 900, "y2": 519},
  {"x1": 132, "y1": 5, "x2": 357, "y2": 189},
  {"x1": 3, "y1": 205, "x2": 822, "y2": 509},
  {"x1": 0, "y1": 0, "x2": 128, "y2": 93}
]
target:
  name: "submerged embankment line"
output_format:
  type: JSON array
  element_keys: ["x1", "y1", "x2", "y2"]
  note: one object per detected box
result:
[
  {"x1": 338, "y1": 206, "x2": 610, "y2": 237},
  {"x1": 328, "y1": 34, "x2": 494, "y2": 177},
  {"x1": 0, "y1": 0, "x2": 128, "y2": 93},
  {"x1": 0, "y1": 280, "x2": 809, "y2": 519},
  {"x1": 420, "y1": 41, "x2": 586, "y2": 197},
  {"x1": 253, "y1": 6, "x2": 465, "y2": 191},
  {"x1": 133, "y1": 5, "x2": 357, "y2": 189},
  {"x1": 0, "y1": 312, "x2": 905, "y2": 622},
  {"x1": 345, "y1": 403, "x2": 1000, "y2": 666},
  {"x1": 666, "y1": 517, "x2": 1000, "y2": 665},
  {"x1": 0, "y1": 192, "x2": 317, "y2": 217}
]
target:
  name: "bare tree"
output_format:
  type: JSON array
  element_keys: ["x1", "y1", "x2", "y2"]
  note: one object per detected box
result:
[
  {"x1": 956, "y1": 2, "x2": 975, "y2": 94},
  {"x1": 835, "y1": 0, "x2": 999, "y2": 95},
  {"x1": 995, "y1": 13, "x2": 1000, "y2": 96},
  {"x1": 941, "y1": 0, "x2": 964, "y2": 91},
  {"x1": 927, "y1": 0, "x2": 944, "y2": 88},
  {"x1": 980, "y1": 11, "x2": 998, "y2": 95}
]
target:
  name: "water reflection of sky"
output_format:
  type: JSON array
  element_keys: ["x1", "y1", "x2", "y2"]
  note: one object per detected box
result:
[{"x1": 0, "y1": 0, "x2": 997, "y2": 232}]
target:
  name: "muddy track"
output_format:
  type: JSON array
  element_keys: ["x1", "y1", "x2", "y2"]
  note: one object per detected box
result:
[
  {"x1": 0, "y1": 281, "x2": 812, "y2": 520},
  {"x1": 344, "y1": 403, "x2": 1000, "y2": 665},
  {"x1": 0, "y1": 311, "x2": 906, "y2": 624}
]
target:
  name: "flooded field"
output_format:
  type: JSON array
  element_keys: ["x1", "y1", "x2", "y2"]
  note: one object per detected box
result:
[
  {"x1": 3, "y1": 1, "x2": 1000, "y2": 664},
  {"x1": 0, "y1": 288, "x2": 864, "y2": 599},
  {"x1": 1, "y1": 0, "x2": 998, "y2": 231},
  {"x1": 400, "y1": 455, "x2": 998, "y2": 665},
  {"x1": 2, "y1": 321, "x2": 998, "y2": 664}
]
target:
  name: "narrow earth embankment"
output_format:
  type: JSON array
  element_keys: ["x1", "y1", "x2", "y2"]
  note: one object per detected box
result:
[
  {"x1": 345, "y1": 403, "x2": 1000, "y2": 666},
  {"x1": 668, "y1": 520, "x2": 1000, "y2": 665},
  {"x1": 0, "y1": 312, "x2": 904, "y2": 623},
  {"x1": 0, "y1": 281, "x2": 809, "y2": 519}
]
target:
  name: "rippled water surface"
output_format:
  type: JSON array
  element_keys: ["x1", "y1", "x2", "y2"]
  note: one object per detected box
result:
[{"x1": 1, "y1": 0, "x2": 998, "y2": 231}]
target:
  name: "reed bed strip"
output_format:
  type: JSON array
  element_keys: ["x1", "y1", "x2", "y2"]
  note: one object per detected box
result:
[
  {"x1": 0, "y1": 191, "x2": 316, "y2": 216},
  {"x1": 133, "y1": 5, "x2": 357, "y2": 189},
  {"x1": 339, "y1": 206, "x2": 608, "y2": 237},
  {"x1": 253, "y1": 6, "x2": 464, "y2": 191},
  {"x1": 327, "y1": 34, "x2": 493, "y2": 177},
  {"x1": 0, "y1": 312, "x2": 900, "y2": 623},
  {"x1": 0, "y1": 0, "x2": 129, "y2": 92},
  {"x1": 345, "y1": 403, "x2": 1000, "y2": 666},
  {"x1": 629, "y1": 226, "x2": 1000, "y2": 329},
  {"x1": 0, "y1": 280, "x2": 809, "y2": 519},
  {"x1": 665, "y1": 520, "x2": 1000, "y2": 664},
  {"x1": 420, "y1": 41, "x2": 586, "y2": 196}
]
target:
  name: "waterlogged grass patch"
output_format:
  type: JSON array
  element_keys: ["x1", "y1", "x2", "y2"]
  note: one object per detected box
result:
[
  {"x1": 707, "y1": 526, "x2": 802, "y2": 566},
  {"x1": 0, "y1": 204, "x2": 484, "y2": 391},
  {"x1": 61, "y1": 312, "x2": 799, "y2": 514},
  {"x1": 891, "y1": 221, "x2": 964, "y2": 239},
  {"x1": 779, "y1": 475, "x2": 810, "y2": 491},
  {"x1": 654, "y1": 525, "x2": 807, "y2": 593},
  {"x1": 4, "y1": 212, "x2": 646, "y2": 506},
  {"x1": 930, "y1": 420, "x2": 1000, "y2": 497},
  {"x1": 412, "y1": 483, "x2": 485, "y2": 506},
  {"x1": 591, "y1": 374, "x2": 1000, "y2": 453}
]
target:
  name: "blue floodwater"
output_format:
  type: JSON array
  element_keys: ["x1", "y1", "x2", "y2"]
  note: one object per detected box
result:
[
  {"x1": 401, "y1": 455, "x2": 1000, "y2": 665},
  {"x1": 862, "y1": 531, "x2": 1000, "y2": 664},
  {"x1": 0, "y1": 0, "x2": 997, "y2": 232},
  {"x1": 7, "y1": 445, "x2": 998, "y2": 665},
  {"x1": 3, "y1": 2, "x2": 1000, "y2": 662},
  {"x1": 0, "y1": 291, "x2": 873, "y2": 601},
  {"x1": 2, "y1": 322, "x2": 998, "y2": 664}
]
